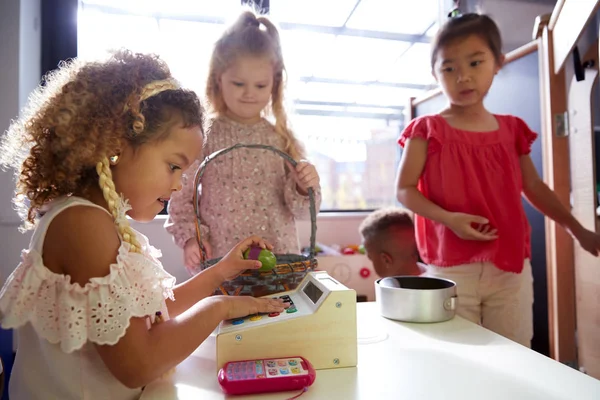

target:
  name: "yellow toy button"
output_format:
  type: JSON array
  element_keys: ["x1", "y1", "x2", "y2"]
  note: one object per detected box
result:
[{"x1": 249, "y1": 315, "x2": 262, "y2": 322}]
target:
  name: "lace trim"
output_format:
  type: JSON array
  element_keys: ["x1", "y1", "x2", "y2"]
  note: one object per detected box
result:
[{"x1": 0, "y1": 198, "x2": 175, "y2": 353}]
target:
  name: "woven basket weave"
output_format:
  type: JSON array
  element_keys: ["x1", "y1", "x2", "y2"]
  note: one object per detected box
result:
[{"x1": 192, "y1": 143, "x2": 318, "y2": 297}]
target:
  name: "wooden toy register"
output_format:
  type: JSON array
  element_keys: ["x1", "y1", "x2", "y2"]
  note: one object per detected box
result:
[{"x1": 216, "y1": 271, "x2": 357, "y2": 371}]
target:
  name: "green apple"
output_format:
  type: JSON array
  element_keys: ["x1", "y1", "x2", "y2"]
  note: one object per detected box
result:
[{"x1": 243, "y1": 246, "x2": 277, "y2": 272}]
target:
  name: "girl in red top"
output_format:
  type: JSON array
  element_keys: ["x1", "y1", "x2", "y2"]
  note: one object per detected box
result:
[{"x1": 396, "y1": 13, "x2": 600, "y2": 347}]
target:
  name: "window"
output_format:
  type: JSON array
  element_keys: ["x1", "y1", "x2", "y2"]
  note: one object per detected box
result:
[{"x1": 77, "y1": 0, "x2": 440, "y2": 211}]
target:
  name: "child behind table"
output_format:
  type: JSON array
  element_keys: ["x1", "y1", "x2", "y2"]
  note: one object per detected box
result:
[{"x1": 359, "y1": 207, "x2": 426, "y2": 277}]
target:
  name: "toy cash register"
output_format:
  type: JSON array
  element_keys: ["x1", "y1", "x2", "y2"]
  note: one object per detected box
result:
[{"x1": 216, "y1": 271, "x2": 357, "y2": 371}]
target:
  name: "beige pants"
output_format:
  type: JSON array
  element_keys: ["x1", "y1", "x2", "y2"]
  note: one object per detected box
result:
[{"x1": 426, "y1": 260, "x2": 534, "y2": 347}]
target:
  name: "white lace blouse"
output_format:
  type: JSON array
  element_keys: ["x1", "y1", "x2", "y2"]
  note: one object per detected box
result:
[{"x1": 0, "y1": 196, "x2": 176, "y2": 400}]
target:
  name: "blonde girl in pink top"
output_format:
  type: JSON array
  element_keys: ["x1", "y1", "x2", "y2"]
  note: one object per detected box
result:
[
  {"x1": 165, "y1": 10, "x2": 322, "y2": 274},
  {"x1": 0, "y1": 50, "x2": 286, "y2": 400}
]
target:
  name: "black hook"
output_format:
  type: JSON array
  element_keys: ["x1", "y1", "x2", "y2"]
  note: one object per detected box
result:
[{"x1": 573, "y1": 46, "x2": 585, "y2": 82}]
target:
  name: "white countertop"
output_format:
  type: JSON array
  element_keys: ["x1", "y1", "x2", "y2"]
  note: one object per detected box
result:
[{"x1": 141, "y1": 302, "x2": 600, "y2": 400}]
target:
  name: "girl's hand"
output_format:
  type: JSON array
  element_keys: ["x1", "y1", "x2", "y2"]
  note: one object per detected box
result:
[
  {"x1": 288, "y1": 160, "x2": 320, "y2": 196},
  {"x1": 183, "y1": 238, "x2": 212, "y2": 267},
  {"x1": 220, "y1": 296, "x2": 288, "y2": 320},
  {"x1": 573, "y1": 227, "x2": 600, "y2": 256},
  {"x1": 445, "y1": 212, "x2": 498, "y2": 241},
  {"x1": 183, "y1": 238, "x2": 213, "y2": 273},
  {"x1": 216, "y1": 236, "x2": 274, "y2": 281}
]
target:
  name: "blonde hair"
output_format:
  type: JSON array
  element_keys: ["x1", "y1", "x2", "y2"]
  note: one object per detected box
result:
[
  {"x1": 1, "y1": 51, "x2": 203, "y2": 254},
  {"x1": 206, "y1": 10, "x2": 305, "y2": 160},
  {"x1": 96, "y1": 78, "x2": 180, "y2": 253}
]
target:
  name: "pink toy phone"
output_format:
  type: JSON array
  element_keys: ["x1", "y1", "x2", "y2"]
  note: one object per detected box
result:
[{"x1": 217, "y1": 356, "x2": 316, "y2": 396}]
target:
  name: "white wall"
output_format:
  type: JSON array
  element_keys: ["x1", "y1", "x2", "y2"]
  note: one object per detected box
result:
[{"x1": 0, "y1": 0, "x2": 41, "y2": 286}]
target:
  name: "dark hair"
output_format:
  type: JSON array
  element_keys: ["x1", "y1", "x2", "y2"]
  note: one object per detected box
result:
[
  {"x1": 359, "y1": 207, "x2": 414, "y2": 244},
  {"x1": 431, "y1": 13, "x2": 503, "y2": 69}
]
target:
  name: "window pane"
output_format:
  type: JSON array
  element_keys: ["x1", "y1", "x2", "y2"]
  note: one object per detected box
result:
[
  {"x1": 78, "y1": 1, "x2": 440, "y2": 211},
  {"x1": 157, "y1": 19, "x2": 223, "y2": 94},
  {"x1": 379, "y1": 43, "x2": 437, "y2": 86},
  {"x1": 270, "y1": 0, "x2": 358, "y2": 27},
  {"x1": 77, "y1": 10, "x2": 160, "y2": 60},
  {"x1": 346, "y1": 0, "x2": 438, "y2": 34},
  {"x1": 292, "y1": 115, "x2": 400, "y2": 210},
  {"x1": 81, "y1": 0, "x2": 240, "y2": 19}
]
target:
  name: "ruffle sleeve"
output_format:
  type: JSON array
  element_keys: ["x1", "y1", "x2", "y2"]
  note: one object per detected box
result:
[
  {"x1": 0, "y1": 236, "x2": 175, "y2": 354},
  {"x1": 513, "y1": 116, "x2": 538, "y2": 155},
  {"x1": 398, "y1": 116, "x2": 439, "y2": 148}
]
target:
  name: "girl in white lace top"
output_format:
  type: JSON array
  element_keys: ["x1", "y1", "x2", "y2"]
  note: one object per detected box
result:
[{"x1": 0, "y1": 50, "x2": 286, "y2": 400}]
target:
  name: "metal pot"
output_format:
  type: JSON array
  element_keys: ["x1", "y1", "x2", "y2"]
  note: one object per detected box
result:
[{"x1": 375, "y1": 276, "x2": 458, "y2": 323}]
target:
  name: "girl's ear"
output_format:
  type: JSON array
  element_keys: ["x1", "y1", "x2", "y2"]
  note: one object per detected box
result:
[
  {"x1": 381, "y1": 252, "x2": 393, "y2": 267},
  {"x1": 495, "y1": 54, "x2": 506, "y2": 74}
]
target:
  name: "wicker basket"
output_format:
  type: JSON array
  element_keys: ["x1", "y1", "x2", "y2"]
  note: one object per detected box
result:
[{"x1": 192, "y1": 143, "x2": 318, "y2": 297}]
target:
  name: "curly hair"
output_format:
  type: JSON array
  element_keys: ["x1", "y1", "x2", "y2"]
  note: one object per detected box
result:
[
  {"x1": 359, "y1": 207, "x2": 415, "y2": 244},
  {"x1": 1, "y1": 50, "x2": 203, "y2": 251},
  {"x1": 206, "y1": 10, "x2": 306, "y2": 160}
]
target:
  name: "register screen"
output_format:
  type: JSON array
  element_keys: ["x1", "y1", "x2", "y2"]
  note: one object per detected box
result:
[{"x1": 303, "y1": 281, "x2": 323, "y2": 304}]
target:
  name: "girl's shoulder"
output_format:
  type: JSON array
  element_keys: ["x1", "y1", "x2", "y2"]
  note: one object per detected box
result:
[
  {"x1": 0, "y1": 195, "x2": 175, "y2": 353},
  {"x1": 398, "y1": 114, "x2": 448, "y2": 147},
  {"x1": 494, "y1": 114, "x2": 538, "y2": 154},
  {"x1": 493, "y1": 114, "x2": 534, "y2": 132}
]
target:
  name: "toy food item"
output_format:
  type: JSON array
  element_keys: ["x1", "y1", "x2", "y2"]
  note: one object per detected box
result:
[
  {"x1": 358, "y1": 244, "x2": 366, "y2": 254},
  {"x1": 243, "y1": 246, "x2": 277, "y2": 272},
  {"x1": 342, "y1": 247, "x2": 356, "y2": 255}
]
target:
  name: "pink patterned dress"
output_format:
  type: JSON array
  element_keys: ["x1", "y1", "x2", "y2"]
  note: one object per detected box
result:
[{"x1": 165, "y1": 115, "x2": 321, "y2": 270}]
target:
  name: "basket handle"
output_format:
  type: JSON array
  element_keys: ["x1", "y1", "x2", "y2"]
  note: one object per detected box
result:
[{"x1": 192, "y1": 143, "x2": 317, "y2": 262}]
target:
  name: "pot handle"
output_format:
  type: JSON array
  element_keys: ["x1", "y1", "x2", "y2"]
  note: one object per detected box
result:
[{"x1": 443, "y1": 295, "x2": 458, "y2": 311}]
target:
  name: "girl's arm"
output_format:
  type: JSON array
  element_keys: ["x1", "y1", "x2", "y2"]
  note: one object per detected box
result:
[
  {"x1": 519, "y1": 155, "x2": 596, "y2": 242},
  {"x1": 166, "y1": 266, "x2": 223, "y2": 317},
  {"x1": 396, "y1": 138, "x2": 453, "y2": 223},
  {"x1": 166, "y1": 235, "x2": 273, "y2": 318},
  {"x1": 49, "y1": 207, "x2": 283, "y2": 389}
]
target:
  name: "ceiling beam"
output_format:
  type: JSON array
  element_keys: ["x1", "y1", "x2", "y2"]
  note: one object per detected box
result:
[
  {"x1": 342, "y1": 0, "x2": 362, "y2": 28},
  {"x1": 298, "y1": 76, "x2": 433, "y2": 90}
]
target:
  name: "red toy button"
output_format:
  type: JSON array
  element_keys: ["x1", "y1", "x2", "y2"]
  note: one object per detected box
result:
[
  {"x1": 268, "y1": 312, "x2": 280, "y2": 317},
  {"x1": 359, "y1": 267, "x2": 371, "y2": 278}
]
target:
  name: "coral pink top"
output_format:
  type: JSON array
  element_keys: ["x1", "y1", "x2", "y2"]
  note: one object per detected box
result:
[{"x1": 399, "y1": 114, "x2": 538, "y2": 273}]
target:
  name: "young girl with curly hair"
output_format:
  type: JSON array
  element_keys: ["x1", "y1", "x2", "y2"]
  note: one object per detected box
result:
[
  {"x1": 165, "y1": 10, "x2": 322, "y2": 274},
  {"x1": 0, "y1": 50, "x2": 286, "y2": 400}
]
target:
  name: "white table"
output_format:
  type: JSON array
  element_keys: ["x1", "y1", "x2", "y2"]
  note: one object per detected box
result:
[{"x1": 141, "y1": 302, "x2": 600, "y2": 400}]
